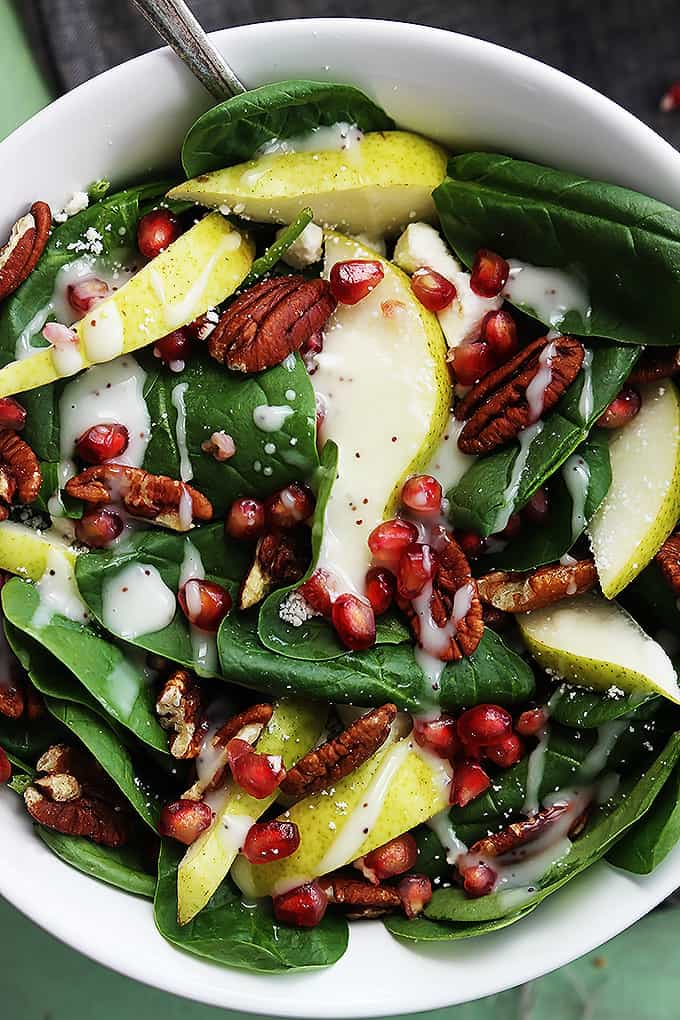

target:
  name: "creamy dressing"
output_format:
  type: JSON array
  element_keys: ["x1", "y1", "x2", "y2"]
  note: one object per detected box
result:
[
  {"x1": 492, "y1": 422, "x2": 544, "y2": 534},
  {"x1": 577, "y1": 719, "x2": 629, "y2": 782},
  {"x1": 503, "y1": 260, "x2": 591, "y2": 328},
  {"x1": 82, "y1": 301, "x2": 125, "y2": 363},
  {"x1": 525, "y1": 341, "x2": 557, "y2": 422},
  {"x1": 427, "y1": 808, "x2": 468, "y2": 864},
  {"x1": 252, "y1": 404, "x2": 294, "y2": 433},
  {"x1": 424, "y1": 416, "x2": 476, "y2": 493},
  {"x1": 31, "y1": 549, "x2": 90, "y2": 628},
  {"x1": 179, "y1": 539, "x2": 218, "y2": 675},
  {"x1": 101, "y1": 658, "x2": 144, "y2": 718},
  {"x1": 171, "y1": 382, "x2": 193, "y2": 483},
  {"x1": 561, "y1": 453, "x2": 591, "y2": 544},
  {"x1": 101, "y1": 563, "x2": 176, "y2": 639},
  {"x1": 578, "y1": 348, "x2": 594, "y2": 422},
  {"x1": 255, "y1": 122, "x2": 363, "y2": 157},
  {"x1": 218, "y1": 812, "x2": 256, "y2": 855}
]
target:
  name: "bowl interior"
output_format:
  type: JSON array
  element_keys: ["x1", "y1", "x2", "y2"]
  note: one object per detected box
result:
[{"x1": 2, "y1": 18, "x2": 680, "y2": 1017}]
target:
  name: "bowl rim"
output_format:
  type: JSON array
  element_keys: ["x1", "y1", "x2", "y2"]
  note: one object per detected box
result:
[{"x1": 2, "y1": 17, "x2": 680, "y2": 1017}]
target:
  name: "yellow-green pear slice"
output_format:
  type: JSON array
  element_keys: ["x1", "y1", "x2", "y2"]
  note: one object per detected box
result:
[
  {"x1": 231, "y1": 735, "x2": 451, "y2": 899},
  {"x1": 518, "y1": 592, "x2": 680, "y2": 704},
  {"x1": 0, "y1": 521, "x2": 77, "y2": 580},
  {"x1": 312, "y1": 232, "x2": 450, "y2": 594},
  {"x1": 0, "y1": 213, "x2": 254, "y2": 398},
  {"x1": 588, "y1": 380, "x2": 680, "y2": 597},
  {"x1": 169, "y1": 132, "x2": 447, "y2": 237},
  {"x1": 176, "y1": 699, "x2": 326, "y2": 925}
]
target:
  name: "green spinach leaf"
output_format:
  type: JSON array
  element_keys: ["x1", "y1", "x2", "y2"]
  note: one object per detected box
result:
[
  {"x1": 0, "y1": 712, "x2": 63, "y2": 761},
  {"x1": 622, "y1": 560, "x2": 680, "y2": 636},
  {"x1": 384, "y1": 905, "x2": 537, "y2": 942},
  {"x1": 549, "y1": 683, "x2": 658, "y2": 729},
  {"x1": 36, "y1": 827, "x2": 156, "y2": 898},
  {"x1": 608, "y1": 760, "x2": 680, "y2": 874}
]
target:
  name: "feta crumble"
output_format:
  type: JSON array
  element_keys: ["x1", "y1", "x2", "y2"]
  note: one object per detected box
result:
[
  {"x1": 279, "y1": 221, "x2": 324, "y2": 269},
  {"x1": 278, "y1": 589, "x2": 321, "y2": 627},
  {"x1": 53, "y1": 191, "x2": 90, "y2": 224}
]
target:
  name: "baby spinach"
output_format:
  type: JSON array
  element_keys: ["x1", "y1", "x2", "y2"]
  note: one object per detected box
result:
[
  {"x1": 549, "y1": 683, "x2": 658, "y2": 729},
  {"x1": 1, "y1": 578, "x2": 168, "y2": 753},
  {"x1": 7, "y1": 767, "x2": 34, "y2": 795},
  {"x1": 384, "y1": 905, "x2": 536, "y2": 942},
  {"x1": 608, "y1": 761, "x2": 680, "y2": 874},
  {"x1": 181, "y1": 80, "x2": 395, "y2": 177},
  {"x1": 448, "y1": 343, "x2": 638, "y2": 536},
  {"x1": 434, "y1": 152, "x2": 680, "y2": 345},
  {"x1": 622, "y1": 561, "x2": 680, "y2": 636},
  {"x1": 0, "y1": 712, "x2": 63, "y2": 761},
  {"x1": 36, "y1": 827, "x2": 156, "y2": 898},
  {"x1": 154, "y1": 841, "x2": 349, "y2": 973},
  {"x1": 241, "y1": 208, "x2": 313, "y2": 288}
]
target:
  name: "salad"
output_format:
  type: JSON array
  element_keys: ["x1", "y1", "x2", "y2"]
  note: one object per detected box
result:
[{"x1": 1, "y1": 78, "x2": 680, "y2": 974}]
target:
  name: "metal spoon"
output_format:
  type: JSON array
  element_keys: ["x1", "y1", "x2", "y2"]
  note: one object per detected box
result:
[{"x1": 131, "y1": 0, "x2": 246, "y2": 100}]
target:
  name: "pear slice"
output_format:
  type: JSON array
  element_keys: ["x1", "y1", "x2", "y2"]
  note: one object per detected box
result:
[
  {"x1": 0, "y1": 521, "x2": 76, "y2": 580},
  {"x1": 311, "y1": 232, "x2": 450, "y2": 594},
  {"x1": 231, "y1": 735, "x2": 451, "y2": 899},
  {"x1": 518, "y1": 592, "x2": 680, "y2": 704},
  {"x1": 177, "y1": 699, "x2": 325, "y2": 925},
  {"x1": 588, "y1": 381, "x2": 680, "y2": 598},
  {"x1": 0, "y1": 213, "x2": 254, "y2": 398},
  {"x1": 169, "y1": 132, "x2": 447, "y2": 237}
]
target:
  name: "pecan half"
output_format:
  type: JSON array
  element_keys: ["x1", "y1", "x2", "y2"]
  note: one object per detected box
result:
[
  {"x1": 477, "y1": 559, "x2": 597, "y2": 613},
  {"x1": 182, "y1": 701, "x2": 273, "y2": 799},
  {"x1": 156, "y1": 669, "x2": 208, "y2": 759},
  {"x1": 64, "y1": 464, "x2": 212, "y2": 531},
  {"x1": 628, "y1": 347, "x2": 680, "y2": 385},
  {"x1": 24, "y1": 744, "x2": 131, "y2": 847},
  {"x1": 213, "y1": 703, "x2": 273, "y2": 747},
  {"x1": 209, "y1": 275, "x2": 337, "y2": 373},
  {"x1": 0, "y1": 202, "x2": 51, "y2": 301},
  {"x1": 456, "y1": 335, "x2": 585, "y2": 454},
  {"x1": 467, "y1": 803, "x2": 570, "y2": 858},
  {"x1": 238, "y1": 528, "x2": 308, "y2": 610},
  {"x1": 320, "y1": 872, "x2": 401, "y2": 919},
  {"x1": 656, "y1": 532, "x2": 680, "y2": 596},
  {"x1": 280, "y1": 704, "x2": 397, "y2": 800},
  {"x1": 0, "y1": 431, "x2": 41, "y2": 520}
]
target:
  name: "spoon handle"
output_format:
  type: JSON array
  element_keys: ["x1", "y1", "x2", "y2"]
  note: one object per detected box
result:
[{"x1": 131, "y1": 0, "x2": 246, "y2": 100}]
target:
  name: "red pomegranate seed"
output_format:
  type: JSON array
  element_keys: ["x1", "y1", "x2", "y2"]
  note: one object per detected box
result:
[
  {"x1": 0, "y1": 746, "x2": 11, "y2": 785},
  {"x1": 329, "y1": 259, "x2": 384, "y2": 305},
  {"x1": 455, "y1": 530, "x2": 486, "y2": 559},
  {"x1": 273, "y1": 881, "x2": 328, "y2": 927},
  {"x1": 451, "y1": 341, "x2": 497, "y2": 386},
  {"x1": 178, "y1": 579, "x2": 232, "y2": 631},
  {"x1": 397, "y1": 874, "x2": 433, "y2": 918},
  {"x1": 153, "y1": 329, "x2": 191, "y2": 368},
  {"x1": 265, "y1": 482, "x2": 315, "y2": 528},
  {"x1": 411, "y1": 267, "x2": 457, "y2": 312},
  {"x1": 597, "y1": 386, "x2": 641, "y2": 429},
  {"x1": 461, "y1": 863, "x2": 497, "y2": 897},
  {"x1": 137, "y1": 208, "x2": 181, "y2": 259},
  {"x1": 67, "y1": 277, "x2": 110, "y2": 316},
  {"x1": 660, "y1": 82, "x2": 680, "y2": 112},
  {"x1": 397, "y1": 543, "x2": 436, "y2": 600},
  {"x1": 75, "y1": 423, "x2": 129, "y2": 464},
  {"x1": 225, "y1": 497, "x2": 266, "y2": 541},
  {"x1": 470, "y1": 249, "x2": 510, "y2": 298},
  {"x1": 522, "y1": 487, "x2": 550, "y2": 525},
  {"x1": 0, "y1": 397, "x2": 27, "y2": 431},
  {"x1": 450, "y1": 761, "x2": 491, "y2": 807},
  {"x1": 457, "y1": 704, "x2": 513, "y2": 747},
  {"x1": 516, "y1": 707, "x2": 549, "y2": 737},
  {"x1": 365, "y1": 566, "x2": 395, "y2": 615},
  {"x1": 227, "y1": 738, "x2": 286, "y2": 799},
  {"x1": 75, "y1": 508, "x2": 124, "y2": 548},
  {"x1": 484, "y1": 732, "x2": 524, "y2": 768},
  {"x1": 413, "y1": 714, "x2": 459, "y2": 760},
  {"x1": 159, "y1": 799, "x2": 213, "y2": 845},
  {"x1": 331, "y1": 593, "x2": 376, "y2": 651},
  {"x1": 495, "y1": 513, "x2": 522, "y2": 541},
  {"x1": 242, "y1": 820, "x2": 300, "y2": 864},
  {"x1": 357, "y1": 834, "x2": 418, "y2": 884},
  {"x1": 401, "y1": 474, "x2": 442, "y2": 514},
  {"x1": 368, "y1": 518, "x2": 419, "y2": 571},
  {"x1": 299, "y1": 569, "x2": 333, "y2": 618},
  {"x1": 481, "y1": 309, "x2": 518, "y2": 362}
]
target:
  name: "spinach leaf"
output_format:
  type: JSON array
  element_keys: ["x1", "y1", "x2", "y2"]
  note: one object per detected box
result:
[
  {"x1": 0, "y1": 712, "x2": 63, "y2": 761},
  {"x1": 75, "y1": 523, "x2": 250, "y2": 676},
  {"x1": 154, "y1": 840, "x2": 349, "y2": 972},
  {"x1": 181, "y1": 80, "x2": 395, "y2": 177},
  {"x1": 241, "y1": 209, "x2": 313, "y2": 288},
  {"x1": 384, "y1": 905, "x2": 536, "y2": 942},
  {"x1": 549, "y1": 683, "x2": 658, "y2": 729},
  {"x1": 483, "y1": 431, "x2": 611, "y2": 571},
  {"x1": 608, "y1": 760, "x2": 680, "y2": 874},
  {"x1": 622, "y1": 560, "x2": 680, "y2": 636},
  {"x1": 448, "y1": 343, "x2": 638, "y2": 536},
  {"x1": 426, "y1": 732, "x2": 680, "y2": 924},
  {"x1": 7, "y1": 768, "x2": 34, "y2": 795},
  {"x1": 434, "y1": 152, "x2": 680, "y2": 345},
  {"x1": 1, "y1": 578, "x2": 169, "y2": 753},
  {"x1": 36, "y1": 827, "x2": 156, "y2": 898}
]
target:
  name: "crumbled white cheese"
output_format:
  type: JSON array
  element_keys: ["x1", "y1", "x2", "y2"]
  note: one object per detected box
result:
[
  {"x1": 350, "y1": 232, "x2": 387, "y2": 257},
  {"x1": 278, "y1": 589, "x2": 321, "y2": 627},
  {"x1": 53, "y1": 191, "x2": 90, "y2": 223},
  {"x1": 279, "y1": 221, "x2": 324, "y2": 269},
  {"x1": 67, "y1": 226, "x2": 104, "y2": 256}
]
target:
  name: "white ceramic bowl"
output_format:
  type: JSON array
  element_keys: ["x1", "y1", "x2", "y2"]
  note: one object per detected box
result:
[{"x1": 2, "y1": 18, "x2": 680, "y2": 1017}]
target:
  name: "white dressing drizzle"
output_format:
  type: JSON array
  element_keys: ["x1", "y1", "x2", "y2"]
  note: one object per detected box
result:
[
  {"x1": 521, "y1": 687, "x2": 565, "y2": 816},
  {"x1": 171, "y1": 382, "x2": 193, "y2": 482},
  {"x1": 577, "y1": 719, "x2": 629, "y2": 782},
  {"x1": 503, "y1": 260, "x2": 591, "y2": 328},
  {"x1": 561, "y1": 453, "x2": 591, "y2": 544},
  {"x1": 492, "y1": 422, "x2": 544, "y2": 534},
  {"x1": 525, "y1": 341, "x2": 556, "y2": 423},
  {"x1": 427, "y1": 808, "x2": 468, "y2": 864},
  {"x1": 255, "y1": 123, "x2": 363, "y2": 157},
  {"x1": 32, "y1": 549, "x2": 90, "y2": 628},
  {"x1": 81, "y1": 301, "x2": 125, "y2": 363},
  {"x1": 424, "y1": 416, "x2": 476, "y2": 494},
  {"x1": 252, "y1": 404, "x2": 294, "y2": 432},
  {"x1": 101, "y1": 563, "x2": 176, "y2": 639},
  {"x1": 578, "y1": 348, "x2": 594, "y2": 422},
  {"x1": 218, "y1": 812, "x2": 256, "y2": 855},
  {"x1": 179, "y1": 538, "x2": 218, "y2": 674}
]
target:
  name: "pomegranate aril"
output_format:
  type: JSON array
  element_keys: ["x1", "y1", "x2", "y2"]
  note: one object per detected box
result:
[
  {"x1": 597, "y1": 386, "x2": 641, "y2": 429},
  {"x1": 365, "y1": 566, "x2": 395, "y2": 616},
  {"x1": 329, "y1": 259, "x2": 384, "y2": 305},
  {"x1": 470, "y1": 249, "x2": 510, "y2": 298},
  {"x1": 484, "y1": 732, "x2": 524, "y2": 768},
  {"x1": 265, "y1": 482, "x2": 315, "y2": 528},
  {"x1": 401, "y1": 474, "x2": 442, "y2": 514},
  {"x1": 154, "y1": 329, "x2": 191, "y2": 368},
  {"x1": 75, "y1": 508, "x2": 124, "y2": 548},
  {"x1": 273, "y1": 881, "x2": 328, "y2": 927},
  {"x1": 357, "y1": 833, "x2": 418, "y2": 883},
  {"x1": 225, "y1": 497, "x2": 265, "y2": 541},
  {"x1": 0, "y1": 746, "x2": 11, "y2": 784},
  {"x1": 368, "y1": 518, "x2": 419, "y2": 571},
  {"x1": 159, "y1": 799, "x2": 213, "y2": 845},
  {"x1": 397, "y1": 543, "x2": 436, "y2": 600},
  {"x1": 178, "y1": 579, "x2": 232, "y2": 631},
  {"x1": 495, "y1": 513, "x2": 522, "y2": 541},
  {"x1": 397, "y1": 874, "x2": 433, "y2": 918},
  {"x1": 411, "y1": 267, "x2": 457, "y2": 312},
  {"x1": 522, "y1": 487, "x2": 550, "y2": 525},
  {"x1": 413, "y1": 714, "x2": 459, "y2": 760},
  {"x1": 461, "y1": 863, "x2": 497, "y2": 897},
  {"x1": 243, "y1": 820, "x2": 300, "y2": 863},
  {"x1": 227, "y1": 738, "x2": 286, "y2": 799},
  {"x1": 660, "y1": 82, "x2": 680, "y2": 112},
  {"x1": 451, "y1": 341, "x2": 497, "y2": 386},
  {"x1": 457, "y1": 704, "x2": 513, "y2": 747},
  {"x1": 455, "y1": 530, "x2": 486, "y2": 559},
  {"x1": 137, "y1": 208, "x2": 181, "y2": 259},
  {"x1": 481, "y1": 309, "x2": 519, "y2": 362},
  {"x1": 450, "y1": 761, "x2": 491, "y2": 807},
  {"x1": 331, "y1": 593, "x2": 376, "y2": 651},
  {"x1": 302, "y1": 330, "x2": 323, "y2": 373},
  {"x1": 67, "y1": 277, "x2": 110, "y2": 315},
  {"x1": 516, "y1": 707, "x2": 549, "y2": 737},
  {"x1": 75, "y1": 423, "x2": 129, "y2": 464},
  {"x1": 0, "y1": 396, "x2": 27, "y2": 431},
  {"x1": 299, "y1": 569, "x2": 333, "y2": 618}
]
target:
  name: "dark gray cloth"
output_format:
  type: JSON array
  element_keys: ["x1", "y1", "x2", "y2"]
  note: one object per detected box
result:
[{"x1": 18, "y1": 0, "x2": 680, "y2": 149}]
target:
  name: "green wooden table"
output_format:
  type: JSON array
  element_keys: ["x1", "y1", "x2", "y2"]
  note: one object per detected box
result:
[{"x1": 1, "y1": 2, "x2": 679, "y2": 1016}]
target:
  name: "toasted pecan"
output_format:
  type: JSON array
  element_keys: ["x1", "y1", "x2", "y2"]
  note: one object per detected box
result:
[
  {"x1": 456, "y1": 335, "x2": 585, "y2": 454},
  {"x1": 477, "y1": 559, "x2": 597, "y2": 613},
  {"x1": 0, "y1": 430, "x2": 41, "y2": 520},
  {"x1": 0, "y1": 672, "x2": 25, "y2": 718},
  {"x1": 628, "y1": 347, "x2": 680, "y2": 385},
  {"x1": 209, "y1": 275, "x2": 337, "y2": 373},
  {"x1": 280, "y1": 704, "x2": 397, "y2": 799},
  {"x1": 156, "y1": 669, "x2": 208, "y2": 759},
  {"x1": 0, "y1": 202, "x2": 51, "y2": 301},
  {"x1": 467, "y1": 803, "x2": 570, "y2": 858},
  {"x1": 238, "y1": 528, "x2": 308, "y2": 610},
  {"x1": 213, "y1": 703, "x2": 273, "y2": 747},
  {"x1": 656, "y1": 532, "x2": 680, "y2": 596},
  {"x1": 182, "y1": 701, "x2": 274, "y2": 799},
  {"x1": 320, "y1": 872, "x2": 401, "y2": 918},
  {"x1": 64, "y1": 464, "x2": 212, "y2": 531}
]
